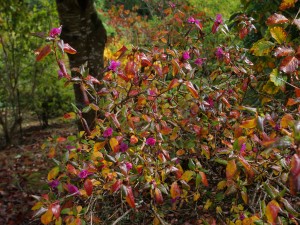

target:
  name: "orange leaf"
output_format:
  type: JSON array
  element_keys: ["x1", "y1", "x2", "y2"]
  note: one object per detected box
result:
[
  {"x1": 168, "y1": 78, "x2": 181, "y2": 89},
  {"x1": 170, "y1": 181, "x2": 181, "y2": 199},
  {"x1": 84, "y1": 178, "x2": 93, "y2": 196},
  {"x1": 279, "y1": 0, "x2": 297, "y2": 10},
  {"x1": 41, "y1": 209, "x2": 53, "y2": 225},
  {"x1": 286, "y1": 98, "x2": 298, "y2": 106},
  {"x1": 280, "y1": 113, "x2": 294, "y2": 128},
  {"x1": 48, "y1": 147, "x2": 56, "y2": 159},
  {"x1": 154, "y1": 188, "x2": 164, "y2": 205},
  {"x1": 171, "y1": 59, "x2": 180, "y2": 76},
  {"x1": 238, "y1": 156, "x2": 254, "y2": 179},
  {"x1": 63, "y1": 43, "x2": 77, "y2": 54},
  {"x1": 266, "y1": 13, "x2": 289, "y2": 26},
  {"x1": 266, "y1": 200, "x2": 281, "y2": 225},
  {"x1": 94, "y1": 141, "x2": 106, "y2": 152},
  {"x1": 185, "y1": 81, "x2": 199, "y2": 98},
  {"x1": 226, "y1": 160, "x2": 237, "y2": 180},
  {"x1": 66, "y1": 164, "x2": 77, "y2": 175},
  {"x1": 240, "y1": 118, "x2": 257, "y2": 129},
  {"x1": 36, "y1": 45, "x2": 51, "y2": 61},
  {"x1": 125, "y1": 186, "x2": 136, "y2": 208},
  {"x1": 199, "y1": 171, "x2": 209, "y2": 187}
]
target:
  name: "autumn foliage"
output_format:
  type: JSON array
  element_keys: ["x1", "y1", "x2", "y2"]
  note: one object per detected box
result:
[{"x1": 33, "y1": 1, "x2": 299, "y2": 224}]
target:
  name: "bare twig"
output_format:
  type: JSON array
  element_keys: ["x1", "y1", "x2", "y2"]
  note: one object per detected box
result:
[{"x1": 111, "y1": 208, "x2": 132, "y2": 225}]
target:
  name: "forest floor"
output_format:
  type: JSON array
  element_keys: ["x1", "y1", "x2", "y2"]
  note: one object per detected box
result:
[{"x1": 0, "y1": 120, "x2": 76, "y2": 225}]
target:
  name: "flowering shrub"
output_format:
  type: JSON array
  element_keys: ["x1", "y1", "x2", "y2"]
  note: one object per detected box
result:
[{"x1": 33, "y1": 1, "x2": 299, "y2": 224}]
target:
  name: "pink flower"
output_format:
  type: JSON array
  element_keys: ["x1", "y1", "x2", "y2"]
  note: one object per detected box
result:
[
  {"x1": 78, "y1": 169, "x2": 92, "y2": 179},
  {"x1": 187, "y1": 16, "x2": 202, "y2": 29},
  {"x1": 108, "y1": 60, "x2": 121, "y2": 72},
  {"x1": 103, "y1": 127, "x2": 113, "y2": 138},
  {"x1": 169, "y1": 1, "x2": 176, "y2": 8},
  {"x1": 215, "y1": 47, "x2": 224, "y2": 60},
  {"x1": 49, "y1": 26, "x2": 62, "y2": 38},
  {"x1": 146, "y1": 137, "x2": 156, "y2": 146},
  {"x1": 58, "y1": 70, "x2": 64, "y2": 79},
  {"x1": 49, "y1": 179, "x2": 59, "y2": 189},
  {"x1": 194, "y1": 58, "x2": 206, "y2": 66},
  {"x1": 125, "y1": 162, "x2": 132, "y2": 170},
  {"x1": 212, "y1": 14, "x2": 223, "y2": 33},
  {"x1": 67, "y1": 184, "x2": 79, "y2": 194},
  {"x1": 182, "y1": 51, "x2": 190, "y2": 61},
  {"x1": 187, "y1": 16, "x2": 196, "y2": 23},
  {"x1": 120, "y1": 142, "x2": 128, "y2": 152}
]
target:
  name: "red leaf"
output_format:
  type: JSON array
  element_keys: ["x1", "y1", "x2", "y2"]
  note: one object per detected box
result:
[
  {"x1": 111, "y1": 180, "x2": 122, "y2": 193},
  {"x1": 113, "y1": 45, "x2": 128, "y2": 59},
  {"x1": 50, "y1": 202, "x2": 60, "y2": 220},
  {"x1": 36, "y1": 45, "x2": 51, "y2": 61},
  {"x1": 280, "y1": 56, "x2": 299, "y2": 73},
  {"x1": 266, "y1": 13, "x2": 289, "y2": 26},
  {"x1": 238, "y1": 156, "x2": 254, "y2": 179},
  {"x1": 274, "y1": 46, "x2": 295, "y2": 58},
  {"x1": 185, "y1": 81, "x2": 199, "y2": 98},
  {"x1": 125, "y1": 186, "x2": 136, "y2": 208},
  {"x1": 154, "y1": 188, "x2": 164, "y2": 205},
  {"x1": 199, "y1": 171, "x2": 209, "y2": 187},
  {"x1": 266, "y1": 200, "x2": 281, "y2": 225},
  {"x1": 140, "y1": 53, "x2": 152, "y2": 67},
  {"x1": 290, "y1": 154, "x2": 300, "y2": 176},
  {"x1": 84, "y1": 178, "x2": 93, "y2": 196},
  {"x1": 63, "y1": 43, "x2": 77, "y2": 54},
  {"x1": 86, "y1": 75, "x2": 101, "y2": 84}
]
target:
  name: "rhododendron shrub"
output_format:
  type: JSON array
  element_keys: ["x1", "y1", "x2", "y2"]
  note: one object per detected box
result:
[{"x1": 33, "y1": 2, "x2": 299, "y2": 224}]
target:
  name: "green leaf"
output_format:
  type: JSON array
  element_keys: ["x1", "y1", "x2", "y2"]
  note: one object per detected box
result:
[
  {"x1": 270, "y1": 68, "x2": 286, "y2": 87},
  {"x1": 250, "y1": 39, "x2": 275, "y2": 56}
]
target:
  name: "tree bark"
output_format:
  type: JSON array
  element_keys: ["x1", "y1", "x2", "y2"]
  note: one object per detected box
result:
[{"x1": 55, "y1": 0, "x2": 106, "y2": 130}]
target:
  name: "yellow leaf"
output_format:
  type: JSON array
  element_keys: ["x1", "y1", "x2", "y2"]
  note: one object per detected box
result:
[
  {"x1": 204, "y1": 199, "x2": 212, "y2": 211},
  {"x1": 240, "y1": 118, "x2": 257, "y2": 129},
  {"x1": 41, "y1": 209, "x2": 53, "y2": 225},
  {"x1": 181, "y1": 170, "x2": 195, "y2": 182},
  {"x1": 94, "y1": 141, "x2": 106, "y2": 152},
  {"x1": 47, "y1": 167, "x2": 59, "y2": 181},
  {"x1": 193, "y1": 192, "x2": 200, "y2": 201},
  {"x1": 217, "y1": 180, "x2": 227, "y2": 190},
  {"x1": 31, "y1": 201, "x2": 43, "y2": 210},
  {"x1": 109, "y1": 138, "x2": 119, "y2": 152},
  {"x1": 270, "y1": 27, "x2": 287, "y2": 44}
]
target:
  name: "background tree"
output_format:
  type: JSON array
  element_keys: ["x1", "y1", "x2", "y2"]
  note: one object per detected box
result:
[{"x1": 55, "y1": 0, "x2": 107, "y2": 130}]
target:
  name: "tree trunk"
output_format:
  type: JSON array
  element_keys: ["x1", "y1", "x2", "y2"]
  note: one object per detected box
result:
[{"x1": 55, "y1": 0, "x2": 106, "y2": 130}]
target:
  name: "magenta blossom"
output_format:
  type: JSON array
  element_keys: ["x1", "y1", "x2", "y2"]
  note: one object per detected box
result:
[
  {"x1": 125, "y1": 162, "x2": 132, "y2": 171},
  {"x1": 58, "y1": 70, "x2": 64, "y2": 79},
  {"x1": 78, "y1": 169, "x2": 92, "y2": 179},
  {"x1": 169, "y1": 1, "x2": 176, "y2": 8},
  {"x1": 146, "y1": 137, "x2": 156, "y2": 146},
  {"x1": 49, "y1": 179, "x2": 59, "y2": 189},
  {"x1": 212, "y1": 14, "x2": 223, "y2": 33},
  {"x1": 120, "y1": 142, "x2": 129, "y2": 152},
  {"x1": 67, "y1": 184, "x2": 79, "y2": 195},
  {"x1": 215, "y1": 47, "x2": 224, "y2": 60},
  {"x1": 240, "y1": 143, "x2": 246, "y2": 155},
  {"x1": 182, "y1": 51, "x2": 190, "y2": 61},
  {"x1": 187, "y1": 16, "x2": 202, "y2": 29},
  {"x1": 103, "y1": 127, "x2": 113, "y2": 138},
  {"x1": 194, "y1": 58, "x2": 206, "y2": 66},
  {"x1": 108, "y1": 60, "x2": 121, "y2": 72},
  {"x1": 49, "y1": 26, "x2": 62, "y2": 38}
]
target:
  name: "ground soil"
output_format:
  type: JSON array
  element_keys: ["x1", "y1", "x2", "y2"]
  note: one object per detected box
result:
[{"x1": 0, "y1": 121, "x2": 76, "y2": 225}]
